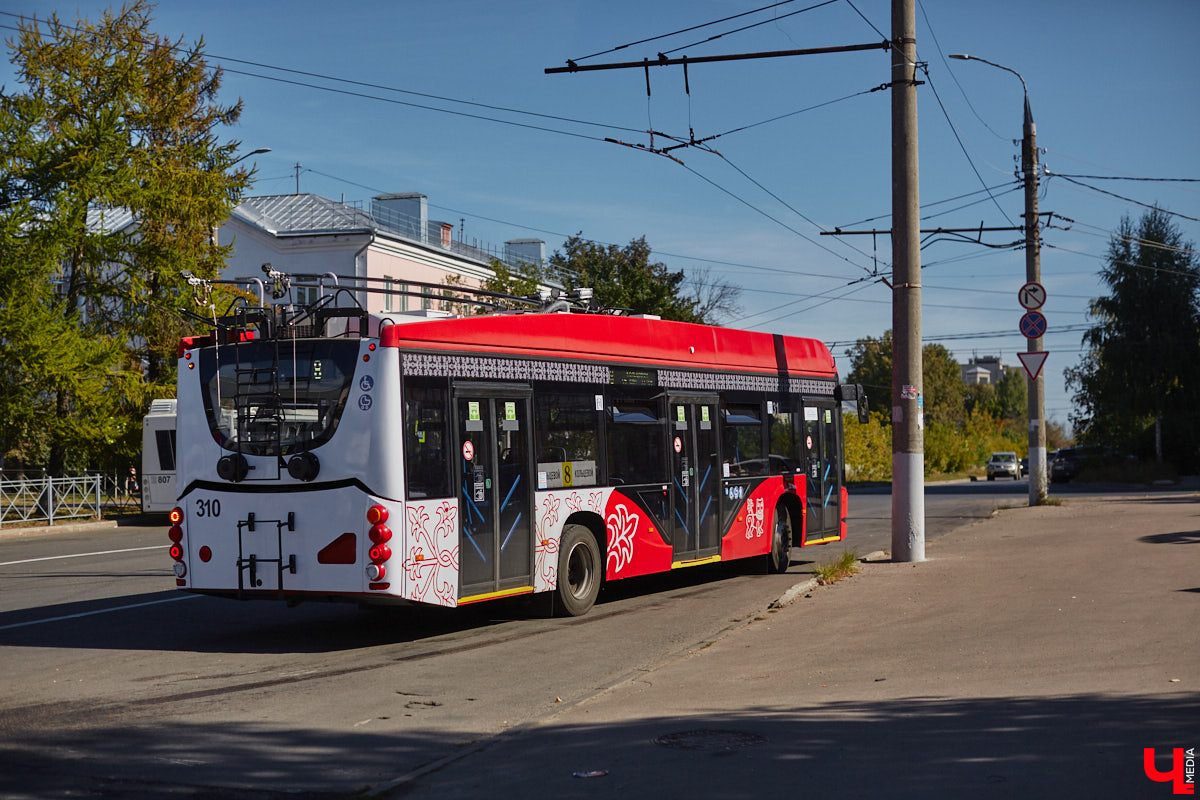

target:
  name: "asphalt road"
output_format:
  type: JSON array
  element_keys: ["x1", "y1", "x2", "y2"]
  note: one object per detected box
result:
[{"x1": 0, "y1": 478, "x2": 1167, "y2": 798}]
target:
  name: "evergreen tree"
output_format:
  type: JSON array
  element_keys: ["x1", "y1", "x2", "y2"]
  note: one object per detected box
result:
[
  {"x1": 1066, "y1": 208, "x2": 1200, "y2": 468},
  {"x1": 0, "y1": 1, "x2": 251, "y2": 473}
]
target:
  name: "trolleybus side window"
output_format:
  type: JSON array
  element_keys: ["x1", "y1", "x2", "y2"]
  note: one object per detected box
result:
[
  {"x1": 722, "y1": 401, "x2": 765, "y2": 476},
  {"x1": 534, "y1": 389, "x2": 600, "y2": 488},
  {"x1": 403, "y1": 377, "x2": 451, "y2": 499},
  {"x1": 155, "y1": 428, "x2": 177, "y2": 471},
  {"x1": 766, "y1": 398, "x2": 802, "y2": 475},
  {"x1": 606, "y1": 392, "x2": 666, "y2": 486}
]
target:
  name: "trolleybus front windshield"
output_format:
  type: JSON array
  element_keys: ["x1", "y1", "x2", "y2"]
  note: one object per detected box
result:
[{"x1": 198, "y1": 340, "x2": 358, "y2": 456}]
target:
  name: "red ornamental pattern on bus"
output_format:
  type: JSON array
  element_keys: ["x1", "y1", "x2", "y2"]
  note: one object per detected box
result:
[
  {"x1": 534, "y1": 489, "x2": 608, "y2": 591},
  {"x1": 403, "y1": 500, "x2": 460, "y2": 607}
]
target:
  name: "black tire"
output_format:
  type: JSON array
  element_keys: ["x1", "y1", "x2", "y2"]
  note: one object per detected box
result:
[
  {"x1": 766, "y1": 506, "x2": 792, "y2": 574},
  {"x1": 556, "y1": 524, "x2": 601, "y2": 616}
]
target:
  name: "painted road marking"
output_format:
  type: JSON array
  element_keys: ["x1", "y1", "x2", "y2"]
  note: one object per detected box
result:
[
  {"x1": 0, "y1": 545, "x2": 167, "y2": 567},
  {"x1": 0, "y1": 595, "x2": 198, "y2": 631}
]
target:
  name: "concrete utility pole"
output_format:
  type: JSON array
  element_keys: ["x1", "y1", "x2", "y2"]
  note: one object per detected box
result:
[
  {"x1": 949, "y1": 54, "x2": 1047, "y2": 505},
  {"x1": 891, "y1": 0, "x2": 924, "y2": 562},
  {"x1": 1021, "y1": 94, "x2": 1048, "y2": 505}
]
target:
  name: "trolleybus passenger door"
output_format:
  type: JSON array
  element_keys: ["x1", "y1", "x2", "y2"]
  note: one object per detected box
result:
[
  {"x1": 803, "y1": 402, "x2": 842, "y2": 543},
  {"x1": 669, "y1": 398, "x2": 720, "y2": 563},
  {"x1": 455, "y1": 392, "x2": 533, "y2": 597}
]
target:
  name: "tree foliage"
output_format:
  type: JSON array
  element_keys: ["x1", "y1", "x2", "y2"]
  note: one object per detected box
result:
[
  {"x1": 0, "y1": 1, "x2": 250, "y2": 473},
  {"x1": 483, "y1": 234, "x2": 740, "y2": 324},
  {"x1": 843, "y1": 331, "x2": 966, "y2": 425},
  {"x1": 1066, "y1": 208, "x2": 1200, "y2": 469},
  {"x1": 843, "y1": 330, "x2": 893, "y2": 416},
  {"x1": 842, "y1": 329, "x2": 1044, "y2": 477}
]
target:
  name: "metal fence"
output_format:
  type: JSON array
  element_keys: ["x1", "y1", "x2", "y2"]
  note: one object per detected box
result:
[{"x1": 0, "y1": 473, "x2": 135, "y2": 528}]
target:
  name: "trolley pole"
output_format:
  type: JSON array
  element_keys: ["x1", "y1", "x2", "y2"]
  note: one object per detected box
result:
[{"x1": 891, "y1": 0, "x2": 925, "y2": 562}]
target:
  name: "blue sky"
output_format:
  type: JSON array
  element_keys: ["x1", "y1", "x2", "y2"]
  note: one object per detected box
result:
[{"x1": 3, "y1": 1, "x2": 1199, "y2": 434}]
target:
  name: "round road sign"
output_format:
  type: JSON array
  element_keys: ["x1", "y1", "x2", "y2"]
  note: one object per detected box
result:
[
  {"x1": 1020, "y1": 311, "x2": 1048, "y2": 339},
  {"x1": 1018, "y1": 281, "x2": 1047, "y2": 310}
]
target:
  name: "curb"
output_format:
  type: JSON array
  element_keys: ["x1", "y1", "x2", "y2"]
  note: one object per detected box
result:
[
  {"x1": 0, "y1": 519, "x2": 120, "y2": 540},
  {"x1": 769, "y1": 549, "x2": 889, "y2": 608}
]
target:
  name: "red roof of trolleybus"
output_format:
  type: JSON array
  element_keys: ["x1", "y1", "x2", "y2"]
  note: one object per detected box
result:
[{"x1": 378, "y1": 313, "x2": 838, "y2": 377}]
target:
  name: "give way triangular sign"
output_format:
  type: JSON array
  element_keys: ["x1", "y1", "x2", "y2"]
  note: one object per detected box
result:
[{"x1": 1018, "y1": 351, "x2": 1049, "y2": 382}]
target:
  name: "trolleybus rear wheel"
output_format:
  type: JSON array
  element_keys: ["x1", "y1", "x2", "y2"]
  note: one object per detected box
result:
[
  {"x1": 556, "y1": 524, "x2": 601, "y2": 616},
  {"x1": 766, "y1": 506, "x2": 792, "y2": 574}
]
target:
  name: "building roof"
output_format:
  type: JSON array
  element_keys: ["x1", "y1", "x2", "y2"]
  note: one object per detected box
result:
[
  {"x1": 233, "y1": 194, "x2": 376, "y2": 236},
  {"x1": 85, "y1": 206, "x2": 136, "y2": 234}
]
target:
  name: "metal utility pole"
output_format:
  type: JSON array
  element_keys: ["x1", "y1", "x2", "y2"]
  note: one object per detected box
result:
[
  {"x1": 891, "y1": 0, "x2": 924, "y2": 562},
  {"x1": 949, "y1": 54, "x2": 1047, "y2": 505}
]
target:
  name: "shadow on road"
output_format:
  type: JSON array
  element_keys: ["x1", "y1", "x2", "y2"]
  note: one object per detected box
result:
[
  {"x1": 1, "y1": 693, "x2": 1194, "y2": 799},
  {"x1": 0, "y1": 561, "x2": 763, "y2": 655}
]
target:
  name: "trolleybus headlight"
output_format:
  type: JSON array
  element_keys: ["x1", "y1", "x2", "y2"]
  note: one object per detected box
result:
[
  {"x1": 217, "y1": 453, "x2": 249, "y2": 482},
  {"x1": 286, "y1": 452, "x2": 320, "y2": 482}
]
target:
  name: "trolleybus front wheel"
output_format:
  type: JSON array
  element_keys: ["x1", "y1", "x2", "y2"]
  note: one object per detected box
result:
[{"x1": 556, "y1": 524, "x2": 601, "y2": 616}]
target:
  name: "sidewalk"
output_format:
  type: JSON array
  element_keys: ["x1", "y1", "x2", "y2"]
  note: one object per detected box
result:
[{"x1": 394, "y1": 495, "x2": 1200, "y2": 799}]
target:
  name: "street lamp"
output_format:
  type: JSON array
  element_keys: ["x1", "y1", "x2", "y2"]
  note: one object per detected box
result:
[
  {"x1": 949, "y1": 53, "x2": 1048, "y2": 506},
  {"x1": 231, "y1": 147, "x2": 271, "y2": 167},
  {"x1": 212, "y1": 149, "x2": 271, "y2": 247}
]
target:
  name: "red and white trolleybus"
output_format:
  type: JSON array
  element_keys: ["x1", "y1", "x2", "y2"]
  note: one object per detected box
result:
[{"x1": 167, "y1": 282, "x2": 864, "y2": 616}]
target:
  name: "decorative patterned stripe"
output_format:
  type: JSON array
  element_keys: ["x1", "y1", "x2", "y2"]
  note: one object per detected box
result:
[
  {"x1": 402, "y1": 353, "x2": 610, "y2": 384},
  {"x1": 658, "y1": 369, "x2": 836, "y2": 395},
  {"x1": 401, "y1": 352, "x2": 836, "y2": 394}
]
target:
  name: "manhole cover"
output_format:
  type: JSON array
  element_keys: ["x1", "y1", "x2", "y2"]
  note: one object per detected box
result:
[{"x1": 652, "y1": 729, "x2": 766, "y2": 752}]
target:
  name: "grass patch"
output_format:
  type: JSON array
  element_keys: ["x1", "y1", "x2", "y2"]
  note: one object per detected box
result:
[{"x1": 812, "y1": 549, "x2": 860, "y2": 586}]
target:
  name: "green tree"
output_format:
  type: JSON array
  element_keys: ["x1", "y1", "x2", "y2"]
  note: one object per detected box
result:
[
  {"x1": 550, "y1": 234, "x2": 702, "y2": 321},
  {"x1": 1066, "y1": 208, "x2": 1200, "y2": 468},
  {"x1": 993, "y1": 366, "x2": 1027, "y2": 421},
  {"x1": 0, "y1": 2, "x2": 251, "y2": 474},
  {"x1": 963, "y1": 382, "x2": 998, "y2": 417},
  {"x1": 922, "y1": 343, "x2": 964, "y2": 425},
  {"x1": 843, "y1": 330, "x2": 892, "y2": 416},
  {"x1": 482, "y1": 234, "x2": 740, "y2": 324},
  {"x1": 844, "y1": 331, "x2": 964, "y2": 424}
]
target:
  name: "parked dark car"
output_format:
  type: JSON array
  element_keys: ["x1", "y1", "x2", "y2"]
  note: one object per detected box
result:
[{"x1": 1050, "y1": 446, "x2": 1115, "y2": 483}]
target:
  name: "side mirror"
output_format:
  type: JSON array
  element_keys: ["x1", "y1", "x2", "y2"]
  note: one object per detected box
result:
[{"x1": 835, "y1": 383, "x2": 869, "y2": 424}]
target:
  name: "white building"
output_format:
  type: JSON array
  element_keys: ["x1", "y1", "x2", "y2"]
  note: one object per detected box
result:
[
  {"x1": 960, "y1": 355, "x2": 1003, "y2": 385},
  {"x1": 215, "y1": 191, "x2": 546, "y2": 313}
]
